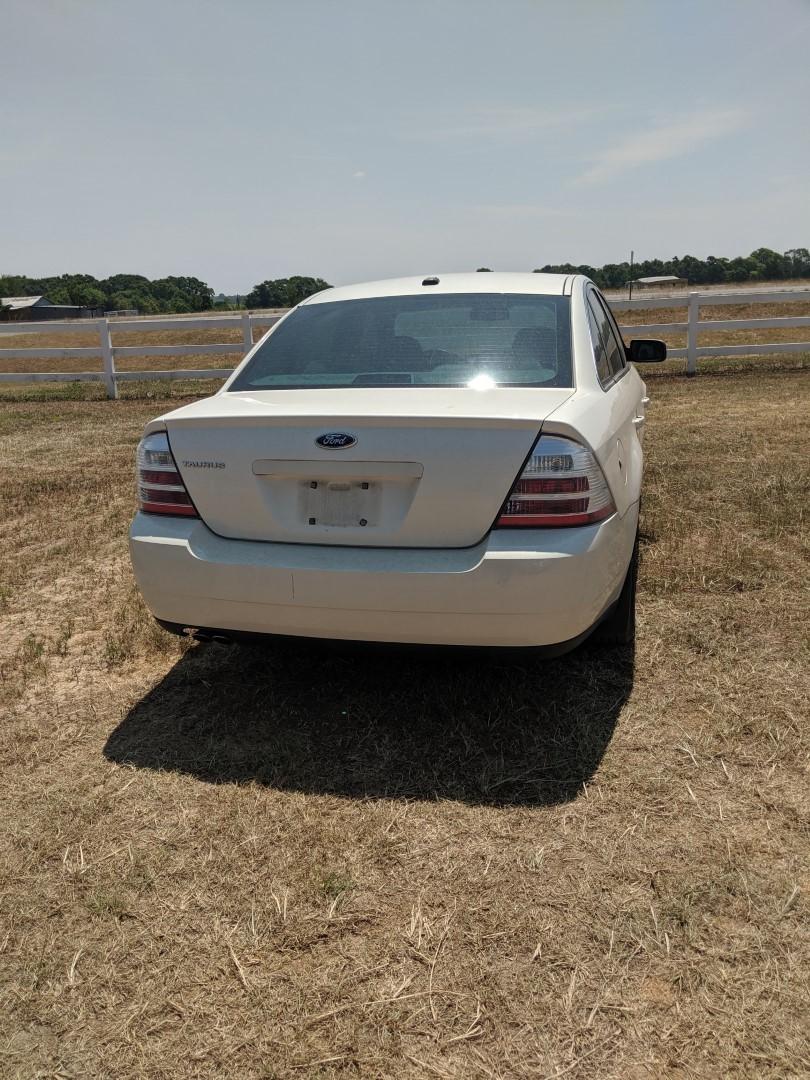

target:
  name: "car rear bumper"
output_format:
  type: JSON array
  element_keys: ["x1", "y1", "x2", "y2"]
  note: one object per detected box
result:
[{"x1": 129, "y1": 509, "x2": 637, "y2": 649}]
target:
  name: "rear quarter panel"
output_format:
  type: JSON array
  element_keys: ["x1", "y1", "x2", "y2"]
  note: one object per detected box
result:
[{"x1": 546, "y1": 282, "x2": 645, "y2": 517}]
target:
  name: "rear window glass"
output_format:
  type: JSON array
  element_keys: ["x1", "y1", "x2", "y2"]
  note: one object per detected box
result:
[{"x1": 229, "y1": 293, "x2": 573, "y2": 391}]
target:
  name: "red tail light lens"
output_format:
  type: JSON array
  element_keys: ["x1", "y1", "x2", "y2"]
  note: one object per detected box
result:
[
  {"x1": 136, "y1": 432, "x2": 198, "y2": 517},
  {"x1": 497, "y1": 434, "x2": 615, "y2": 528}
]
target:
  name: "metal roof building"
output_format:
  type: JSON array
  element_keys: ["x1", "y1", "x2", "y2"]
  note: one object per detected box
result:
[
  {"x1": 628, "y1": 275, "x2": 687, "y2": 289},
  {"x1": 0, "y1": 295, "x2": 102, "y2": 321},
  {"x1": 1, "y1": 295, "x2": 51, "y2": 312}
]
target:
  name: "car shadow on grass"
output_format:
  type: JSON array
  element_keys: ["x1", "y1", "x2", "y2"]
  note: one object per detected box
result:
[{"x1": 104, "y1": 638, "x2": 633, "y2": 807}]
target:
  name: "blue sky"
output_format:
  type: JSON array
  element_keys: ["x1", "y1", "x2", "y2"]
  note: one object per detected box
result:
[{"x1": 2, "y1": 0, "x2": 809, "y2": 291}]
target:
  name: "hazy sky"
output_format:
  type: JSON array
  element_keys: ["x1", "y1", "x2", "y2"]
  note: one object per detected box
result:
[{"x1": 2, "y1": 0, "x2": 809, "y2": 291}]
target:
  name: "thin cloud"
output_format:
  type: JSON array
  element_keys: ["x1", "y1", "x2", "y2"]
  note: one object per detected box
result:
[
  {"x1": 411, "y1": 104, "x2": 608, "y2": 142},
  {"x1": 352, "y1": 170, "x2": 367, "y2": 179},
  {"x1": 471, "y1": 203, "x2": 577, "y2": 219},
  {"x1": 575, "y1": 108, "x2": 749, "y2": 186}
]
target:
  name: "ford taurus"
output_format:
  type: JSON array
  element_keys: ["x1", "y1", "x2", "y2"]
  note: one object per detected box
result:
[{"x1": 129, "y1": 273, "x2": 665, "y2": 652}]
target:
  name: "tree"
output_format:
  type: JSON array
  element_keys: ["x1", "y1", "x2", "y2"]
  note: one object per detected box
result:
[
  {"x1": 101, "y1": 274, "x2": 152, "y2": 296},
  {"x1": 152, "y1": 276, "x2": 214, "y2": 311},
  {"x1": 532, "y1": 246, "x2": 810, "y2": 287},
  {"x1": 785, "y1": 248, "x2": 810, "y2": 277},
  {"x1": 0, "y1": 275, "x2": 33, "y2": 297},
  {"x1": 1, "y1": 247, "x2": 806, "y2": 319},
  {"x1": 749, "y1": 247, "x2": 786, "y2": 280},
  {"x1": 245, "y1": 276, "x2": 331, "y2": 308},
  {"x1": 71, "y1": 284, "x2": 106, "y2": 309},
  {"x1": 0, "y1": 270, "x2": 221, "y2": 312}
]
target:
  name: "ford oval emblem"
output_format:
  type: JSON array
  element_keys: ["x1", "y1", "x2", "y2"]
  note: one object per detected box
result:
[{"x1": 315, "y1": 432, "x2": 357, "y2": 449}]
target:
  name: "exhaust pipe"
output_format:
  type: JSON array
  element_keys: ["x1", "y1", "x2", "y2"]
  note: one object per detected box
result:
[{"x1": 191, "y1": 629, "x2": 232, "y2": 644}]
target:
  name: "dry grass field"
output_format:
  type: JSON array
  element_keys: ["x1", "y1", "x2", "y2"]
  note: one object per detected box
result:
[{"x1": 1, "y1": 358, "x2": 808, "y2": 1078}]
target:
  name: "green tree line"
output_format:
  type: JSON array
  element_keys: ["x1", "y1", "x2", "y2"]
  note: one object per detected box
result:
[
  {"x1": 0, "y1": 273, "x2": 333, "y2": 315},
  {"x1": 0, "y1": 273, "x2": 216, "y2": 314},
  {"x1": 3, "y1": 248, "x2": 808, "y2": 316},
  {"x1": 534, "y1": 247, "x2": 810, "y2": 289},
  {"x1": 243, "y1": 276, "x2": 331, "y2": 308}
]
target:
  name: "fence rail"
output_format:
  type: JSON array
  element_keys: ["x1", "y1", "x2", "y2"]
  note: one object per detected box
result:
[
  {"x1": 608, "y1": 287, "x2": 810, "y2": 375},
  {"x1": 0, "y1": 312, "x2": 281, "y2": 398},
  {"x1": 1, "y1": 289, "x2": 808, "y2": 397}
]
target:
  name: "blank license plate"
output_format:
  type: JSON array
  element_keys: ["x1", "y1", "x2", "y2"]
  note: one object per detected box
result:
[{"x1": 302, "y1": 479, "x2": 379, "y2": 527}]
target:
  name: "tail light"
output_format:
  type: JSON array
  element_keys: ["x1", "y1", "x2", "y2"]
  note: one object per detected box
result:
[
  {"x1": 136, "y1": 431, "x2": 198, "y2": 517},
  {"x1": 497, "y1": 434, "x2": 615, "y2": 528}
]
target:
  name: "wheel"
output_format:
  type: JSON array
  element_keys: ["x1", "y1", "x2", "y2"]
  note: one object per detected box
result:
[{"x1": 592, "y1": 533, "x2": 638, "y2": 647}]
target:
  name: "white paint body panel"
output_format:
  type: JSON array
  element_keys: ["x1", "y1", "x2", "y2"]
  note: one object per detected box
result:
[
  {"x1": 130, "y1": 508, "x2": 637, "y2": 647},
  {"x1": 162, "y1": 387, "x2": 575, "y2": 547},
  {"x1": 130, "y1": 273, "x2": 648, "y2": 647}
]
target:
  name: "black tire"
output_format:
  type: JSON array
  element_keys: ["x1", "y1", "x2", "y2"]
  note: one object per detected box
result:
[{"x1": 592, "y1": 533, "x2": 638, "y2": 647}]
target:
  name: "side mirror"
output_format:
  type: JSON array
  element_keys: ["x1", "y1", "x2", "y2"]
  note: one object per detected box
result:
[{"x1": 628, "y1": 339, "x2": 667, "y2": 363}]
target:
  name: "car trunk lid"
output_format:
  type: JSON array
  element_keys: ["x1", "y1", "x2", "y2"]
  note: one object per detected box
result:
[{"x1": 164, "y1": 387, "x2": 574, "y2": 547}]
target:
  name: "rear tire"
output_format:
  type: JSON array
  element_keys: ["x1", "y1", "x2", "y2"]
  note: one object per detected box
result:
[{"x1": 592, "y1": 533, "x2": 638, "y2": 647}]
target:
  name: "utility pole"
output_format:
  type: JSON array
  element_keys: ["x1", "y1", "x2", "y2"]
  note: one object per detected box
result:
[{"x1": 628, "y1": 250, "x2": 634, "y2": 300}]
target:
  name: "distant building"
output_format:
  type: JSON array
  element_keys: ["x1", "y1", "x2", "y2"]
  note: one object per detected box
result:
[
  {"x1": 1, "y1": 295, "x2": 53, "y2": 318},
  {"x1": 0, "y1": 295, "x2": 104, "y2": 321},
  {"x1": 628, "y1": 275, "x2": 687, "y2": 291}
]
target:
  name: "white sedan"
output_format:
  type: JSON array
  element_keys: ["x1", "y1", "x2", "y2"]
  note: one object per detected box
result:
[{"x1": 129, "y1": 273, "x2": 665, "y2": 652}]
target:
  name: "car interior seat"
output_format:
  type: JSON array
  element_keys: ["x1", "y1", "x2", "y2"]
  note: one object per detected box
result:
[{"x1": 511, "y1": 327, "x2": 558, "y2": 373}]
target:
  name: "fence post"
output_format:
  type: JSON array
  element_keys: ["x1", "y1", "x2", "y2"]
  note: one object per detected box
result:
[
  {"x1": 99, "y1": 318, "x2": 117, "y2": 399},
  {"x1": 686, "y1": 292, "x2": 700, "y2": 377},
  {"x1": 241, "y1": 311, "x2": 253, "y2": 357}
]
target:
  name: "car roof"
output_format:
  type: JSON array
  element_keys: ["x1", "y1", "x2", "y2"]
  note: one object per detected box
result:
[{"x1": 302, "y1": 272, "x2": 572, "y2": 305}]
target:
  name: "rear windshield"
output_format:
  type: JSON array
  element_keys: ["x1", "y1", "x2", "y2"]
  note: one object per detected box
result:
[{"x1": 229, "y1": 293, "x2": 573, "y2": 391}]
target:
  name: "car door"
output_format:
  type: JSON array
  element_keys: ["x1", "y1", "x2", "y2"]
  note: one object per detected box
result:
[{"x1": 585, "y1": 286, "x2": 645, "y2": 512}]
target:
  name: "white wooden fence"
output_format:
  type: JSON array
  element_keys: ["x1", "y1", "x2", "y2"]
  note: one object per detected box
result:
[
  {"x1": 0, "y1": 312, "x2": 281, "y2": 399},
  {"x1": 1, "y1": 289, "x2": 808, "y2": 398},
  {"x1": 609, "y1": 287, "x2": 810, "y2": 376}
]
